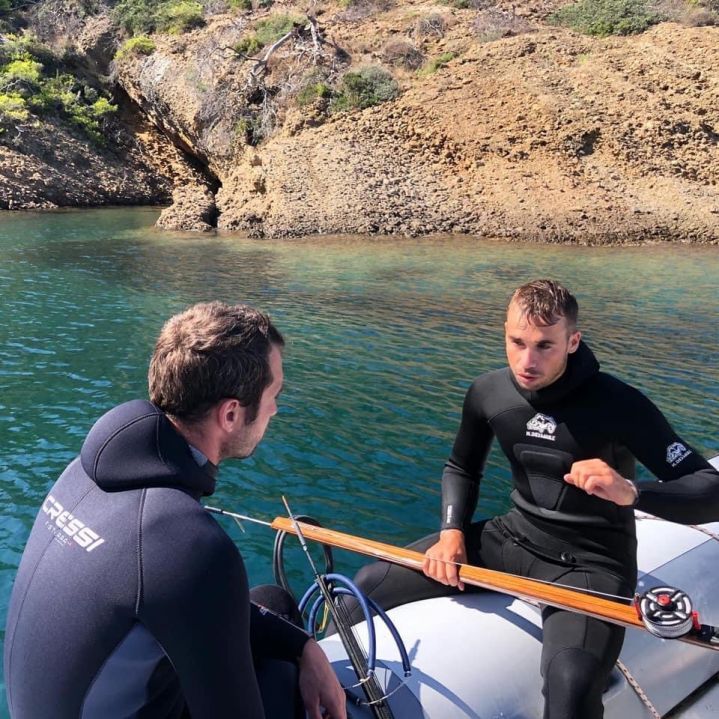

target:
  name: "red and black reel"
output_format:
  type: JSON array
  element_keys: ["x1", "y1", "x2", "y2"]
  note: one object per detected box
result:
[{"x1": 636, "y1": 586, "x2": 699, "y2": 639}]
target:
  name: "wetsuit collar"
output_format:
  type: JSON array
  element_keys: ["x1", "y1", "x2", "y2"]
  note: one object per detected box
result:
[
  {"x1": 81, "y1": 400, "x2": 218, "y2": 498},
  {"x1": 509, "y1": 341, "x2": 600, "y2": 406}
]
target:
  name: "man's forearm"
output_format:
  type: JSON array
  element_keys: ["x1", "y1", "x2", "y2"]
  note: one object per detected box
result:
[
  {"x1": 441, "y1": 467, "x2": 480, "y2": 530},
  {"x1": 636, "y1": 467, "x2": 719, "y2": 524}
]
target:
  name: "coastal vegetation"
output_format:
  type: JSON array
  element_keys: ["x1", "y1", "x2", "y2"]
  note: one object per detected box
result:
[
  {"x1": 0, "y1": 0, "x2": 717, "y2": 241},
  {"x1": 331, "y1": 66, "x2": 399, "y2": 111},
  {"x1": 550, "y1": 0, "x2": 664, "y2": 35},
  {"x1": 0, "y1": 34, "x2": 116, "y2": 141},
  {"x1": 114, "y1": 0, "x2": 205, "y2": 35},
  {"x1": 115, "y1": 35, "x2": 156, "y2": 60},
  {"x1": 233, "y1": 13, "x2": 304, "y2": 56},
  {"x1": 418, "y1": 51, "x2": 456, "y2": 76}
]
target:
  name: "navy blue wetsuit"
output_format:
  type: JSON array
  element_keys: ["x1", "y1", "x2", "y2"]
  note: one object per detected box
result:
[
  {"x1": 4, "y1": 400, "x2": 309, "y2": 719},
  {"x1": 351, "y1": 343, "x2": 719, "y2": 719}
]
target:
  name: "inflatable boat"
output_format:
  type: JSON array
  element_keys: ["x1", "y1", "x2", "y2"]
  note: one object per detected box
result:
[{"x1": 314, "y1": 456, "x2": 719, "y2": 718}]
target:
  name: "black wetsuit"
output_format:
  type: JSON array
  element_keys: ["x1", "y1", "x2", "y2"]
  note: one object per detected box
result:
[
  {"x1": 353, "y1": 343, "x2": 719, "y2": 719},
  {"x1": 4, "y1": 400, "x2": 309, "y2": 719}
]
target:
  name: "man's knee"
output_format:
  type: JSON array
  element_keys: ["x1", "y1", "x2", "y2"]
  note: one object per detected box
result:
[
  {"x1": 353, "y1": 561, "x2": 394, "y2": 597},
  {"x1": 543, "y1": 648, "x2": 605, "y2": 719},
  {"x1": 250, "y1": 584, "x2": 303, "y2": 627}
]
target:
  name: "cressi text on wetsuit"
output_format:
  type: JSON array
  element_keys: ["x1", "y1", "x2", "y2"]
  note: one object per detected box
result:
[{"x1": 4, "y1": 400, "x2": 309, "y2": 719}]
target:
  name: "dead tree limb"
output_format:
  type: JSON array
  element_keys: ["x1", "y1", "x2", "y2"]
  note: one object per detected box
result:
[{"x1": 249, "y1": 26, "x2": 301, "y2": 83}]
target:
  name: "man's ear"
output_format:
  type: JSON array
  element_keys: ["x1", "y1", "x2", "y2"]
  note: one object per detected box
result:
[
  {"x1": 215, "y1": 398, "x2": 247, "y2": 432},
  {"x1": 568, "y1": 330, "x2": 582, "y2": 354}
]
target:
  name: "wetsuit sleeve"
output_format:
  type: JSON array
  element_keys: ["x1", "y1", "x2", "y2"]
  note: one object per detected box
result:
[
  {"x1": 441, "y1": 379, "x2": 495, "y2": 530},
  {"x1": 250, "y1": 604, "x2": 309, "y2": 662},
  {"x1": 140, "y1": 507, "x2": 266, "y2": 719},
  {"x1": 616, "y1": 383, "x2": 719, "y2": 524}
]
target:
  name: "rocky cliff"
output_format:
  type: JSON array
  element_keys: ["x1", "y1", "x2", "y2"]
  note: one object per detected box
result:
[{"x1": 2, "y1": 1, "x2": 718, "y2": 243}]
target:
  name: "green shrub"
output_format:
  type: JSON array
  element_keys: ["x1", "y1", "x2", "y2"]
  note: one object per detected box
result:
[
  {"x1": 0, "y1": 58, "x2": 43, "y2": 91},
  {"x1": 0, "y1": 92, "x2": 29, "y2": 122},
  {"x1": 0, "y1": 35, "x2": 55, "y2": 69},
  {"x1": 157, "y1": 1, "x2": 205, "y2": 34},
  {"x1": 114, "y1": 0, "x2": 159, "y2": 35},
  {"x1": 550, "y1": 0, "x2": 662, "y2": 35},
  {"x1": 28, "y1": 74, "x2": 117, "y2": 142},
  {"x1": 234, "y1": 35, "x2": 263, "y2": 55},
  {"x1": 332, "y1": 66, "x2": 398, "y2": 112},
  {"x1": 228, "y1": 0, "x2": 252, "y2": 9},
  {"x1": 0, "y1": 0, "x2": 29, "y2": 12},
  {"x1": 296, "y1": 81, "x2": 332, "y2": 106},
  {"x1": 0, "y1": 35, "x2": 116, "y2": 141},
  {"x1": 418, "y1": 51, "x2": 456, "y2": 76},
  {"x1": 255, "y1": 14, "x2": 303, "y2": 45},
  {"x1": 31, "y1": 74, "x2": 76, "y2": 114},
  {"x1": 114, "y1": 0, "x2": 205, "y2": 35},
  {"x1": 235, "y1": 113, "x2": 265, "y2": 145},
  {"x1": 115, "y1": 35, "x2": 156, "y2": 60},
  {"x1": 90, "y1": 97, "x2": 117, "y2": 117},
  {"x1": 234, "y1": 14, "x2": 303, "y2": 56}
]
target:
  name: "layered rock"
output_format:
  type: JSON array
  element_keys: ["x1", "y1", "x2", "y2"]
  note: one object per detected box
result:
[{"x1": 2, "y1": 1, "x2": 718, "y2": 243}]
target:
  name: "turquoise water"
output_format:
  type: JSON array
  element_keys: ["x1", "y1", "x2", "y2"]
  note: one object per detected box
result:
[{"x1": 0, "y1": 208, "x2": 718, "y2": 713}]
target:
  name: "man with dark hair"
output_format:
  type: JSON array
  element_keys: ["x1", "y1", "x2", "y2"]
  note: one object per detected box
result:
[
  {"x1": 353, "y1": 279, "x2": 719, "y2": 719},
  {"x1": 4, "y1": 302, "x2": 346, "y2": 719}
]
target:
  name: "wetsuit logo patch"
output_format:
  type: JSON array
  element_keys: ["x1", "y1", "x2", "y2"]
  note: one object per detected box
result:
[
  {"x1": 666, "y1": 442, "x2": 691, "y2": 467},
  {"x1": 42, "y1": 494, "x2": 105, "y2": 552},
  {"x1": 526, "y1": 413, "x2": 557, "y2": 442}
]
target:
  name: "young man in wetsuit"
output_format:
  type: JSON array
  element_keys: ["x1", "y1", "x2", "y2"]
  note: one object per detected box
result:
[
  {"x1": 4, "y1": 302, "x2": 346, "y2": 719},
  {"x1": 353, "y1": 279, "x2": 719, "y2": 719}
]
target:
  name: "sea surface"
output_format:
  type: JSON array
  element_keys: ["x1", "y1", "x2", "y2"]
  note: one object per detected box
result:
[{"x1": 0, "y1": 208, "x2": 717, "y2": 713}]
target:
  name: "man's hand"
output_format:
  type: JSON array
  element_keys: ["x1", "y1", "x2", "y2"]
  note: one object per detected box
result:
[
  {"x1": 298, "y1": 638, "x2": 347, "y2": 719},
  {"x1": 564, "y1": 459, "x2": 638, "y2": 506},
  {"x1": 422, "y1": 529, "x2": 467, "y2": 590}
]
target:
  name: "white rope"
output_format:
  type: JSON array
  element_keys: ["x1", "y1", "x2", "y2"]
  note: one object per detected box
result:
[
  {"x1": 635, "y1": 512, "x2": 719, "y2": 543},
  {"x1": 615, "y1": 659, "x2": 662, "y2": 719}
]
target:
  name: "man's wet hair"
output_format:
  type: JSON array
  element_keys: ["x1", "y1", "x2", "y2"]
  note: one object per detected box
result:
[
  {"x1": 149, "y1": 302, "x2": 284, "y2": 424},
  {"x1": 509, "y1": 279, "x2": 578, "y2": 329}
]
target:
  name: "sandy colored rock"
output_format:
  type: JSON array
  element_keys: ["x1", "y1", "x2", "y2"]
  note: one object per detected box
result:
[{"x1": 2, "y1": 2, "x2": 718, "y2": 243}]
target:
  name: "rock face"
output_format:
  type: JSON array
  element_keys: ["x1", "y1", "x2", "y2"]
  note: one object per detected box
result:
[
  {"x1": 2, "y1": 2, "x2": 718, "y2": 243},
  {"x1": 0, "y1": 116, "x2": 172, "y2": 210},
  {"x1": 212, "y1": 24, "x2": 719, "y2": 243},
  {"x1": 156, "y1": 183, "x2": 217, "y2": 232},
  {"x1": 0, "y1": 8, "x2": 205, "y2": 213}
]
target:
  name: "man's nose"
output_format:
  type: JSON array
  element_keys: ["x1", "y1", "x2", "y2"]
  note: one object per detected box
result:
[{"x1": 522, "y1": 349, "x2": 538, "y2": 368}]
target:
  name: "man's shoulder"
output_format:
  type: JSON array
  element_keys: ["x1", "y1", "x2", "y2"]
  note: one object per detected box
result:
[
  {"x1": 469, "y1": 367, "x2": 511, "y2": 392},
  {"x1": 466, "y1": 368, "x2": 514, "y2": 403},
  {"x1": 592, "y1": 371, "x2": 646, "y2": 400},
  {"x1": 140, "y1": 488, "x2": 236, "y2": 554}
]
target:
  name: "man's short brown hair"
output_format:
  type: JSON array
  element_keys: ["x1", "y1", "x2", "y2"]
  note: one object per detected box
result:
[
  {"x1": 148, "y1": 302, "x2": 284, "y2": 424},
  {"x1": 509, "y1": 279, "x2": 578, "y2": 328}
]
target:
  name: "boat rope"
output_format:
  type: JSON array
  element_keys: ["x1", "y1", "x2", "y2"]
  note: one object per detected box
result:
[
  {"x1": 615, "y1": 659, "x2": 662, "y2": 719},
  {"x1": 635, "y1": 511, "x2": 719, "y2": 543}
]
